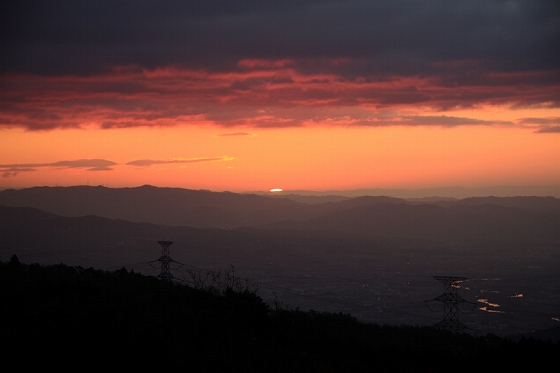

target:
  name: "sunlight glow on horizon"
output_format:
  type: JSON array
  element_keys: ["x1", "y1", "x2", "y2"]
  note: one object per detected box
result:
[
  {"x1": 1, "y1": 122, "x2": 559, "y2": 193},
  {"x1": 2, "y1": 2, "x2": 559, "y2": 194},
  {"x1": 1, "y1": 63, "x2": 559, "y2": 193}
]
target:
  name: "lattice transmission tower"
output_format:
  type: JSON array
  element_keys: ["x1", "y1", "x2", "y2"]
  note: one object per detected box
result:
[
  {"x1": 425, "y1": 276, "x2": 476, "y2": 332},
  {"x1": 149, "y1": 240, "x2": 183, "y2": 282}
]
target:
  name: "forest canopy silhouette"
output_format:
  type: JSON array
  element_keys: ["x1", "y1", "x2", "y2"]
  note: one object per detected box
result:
[{"x1": 1, "y1": 256, "x2": 558, "y2": 372}]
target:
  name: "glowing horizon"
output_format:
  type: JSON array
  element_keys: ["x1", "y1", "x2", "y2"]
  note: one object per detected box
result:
[
  {"x1": 1, "y1": 2, "x2": 559, "y2": 193},
  {"x1": 1, "y1": 122, "x2": 558, "y2": 193}
]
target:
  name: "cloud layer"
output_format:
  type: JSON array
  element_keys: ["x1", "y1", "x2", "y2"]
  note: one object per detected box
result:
[
  {"x1": 1, "y1": 1, "x2": 559, "y2": 131},
  {"x1": 3, "y1": 1, "x2": 558, "y2": 75}
]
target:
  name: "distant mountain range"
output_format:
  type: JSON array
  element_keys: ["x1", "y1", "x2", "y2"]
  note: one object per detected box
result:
[
  {"x1": 1, "y1": 185, "x2": 560, "y2": 339},
  {"x1": 0, "y1": 186, "x2": 559, "y2": 243},
  {"x1": 252, "y1": 185, "x2": 560, "y2": 199}
]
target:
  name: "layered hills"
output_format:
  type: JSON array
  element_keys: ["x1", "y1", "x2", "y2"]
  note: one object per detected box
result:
[
  {"x1": 1, "y1": 185, "x2": 559, "y2": 242},
  {"x1": 1, "y1": 185, "x2": 559, "y2": 339}
]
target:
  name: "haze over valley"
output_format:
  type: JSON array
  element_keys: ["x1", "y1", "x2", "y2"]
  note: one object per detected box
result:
[{"x1": 2, "y1": 185, "x2": 559, "y2": 340}]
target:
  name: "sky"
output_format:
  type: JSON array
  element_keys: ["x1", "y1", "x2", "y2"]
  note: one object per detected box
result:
[{"x1": 1, "y1": 0, "x2": 559, "y2": 193}]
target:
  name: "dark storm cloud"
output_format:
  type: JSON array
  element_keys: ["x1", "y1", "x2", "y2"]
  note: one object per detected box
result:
[{"x1": 2, "y1": 0, "x2": 558, "y2": 77}]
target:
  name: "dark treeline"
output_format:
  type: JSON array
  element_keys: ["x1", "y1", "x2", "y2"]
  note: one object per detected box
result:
[{"x1": 1, "y1": 256, "x2": 558, "y2": 372}]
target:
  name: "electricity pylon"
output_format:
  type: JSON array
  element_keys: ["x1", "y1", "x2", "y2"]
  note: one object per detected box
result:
[
  {"x1": 425, "y1": 276, "x2": 476, "y2": 332},
  {"x1": 149, "y1": 240, "x2": 183, "y2": 282}
]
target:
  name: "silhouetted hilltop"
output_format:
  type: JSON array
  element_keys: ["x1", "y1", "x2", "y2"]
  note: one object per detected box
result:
[
  {"x1": 0, "y1": 204, "x2": 56, "y2": 227},
  {"x1": 0, "y1": 185, "x2": 310, "y2": 228},
  {"x1": 2, "y1": 258, "x2": 558, "y2": 372}
]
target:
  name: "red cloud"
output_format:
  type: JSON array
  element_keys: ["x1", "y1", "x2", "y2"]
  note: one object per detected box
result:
[{"x1": 0, "y1": 60, "x2": 558, "y2": 131}]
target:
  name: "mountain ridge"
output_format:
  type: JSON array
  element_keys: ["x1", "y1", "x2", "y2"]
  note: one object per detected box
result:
[
  {"x1": 1, "y1": 186, "x2": 559, "y2": 237},
  {"x1": 3, "y1": 198, "x2": 558, "y2": 243},
  {"x1": 261, "y1": 185, "x2": 560, "y2": 199}
]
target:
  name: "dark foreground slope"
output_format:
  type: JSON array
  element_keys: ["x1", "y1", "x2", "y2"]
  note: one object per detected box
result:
[{"x1": 1, "y1": 257, "x2": 558, "y2": 372}]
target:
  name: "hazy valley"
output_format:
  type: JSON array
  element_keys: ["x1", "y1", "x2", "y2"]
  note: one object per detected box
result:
[{"x1": 1, "y1": 185, "x2": 559, "y2": 340}]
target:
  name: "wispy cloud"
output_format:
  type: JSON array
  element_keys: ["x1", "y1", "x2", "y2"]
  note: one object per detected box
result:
[
  {"x1": 518, "y1": 117, "x2": 560, "y2": 125},
  {"x1": 517, "y1": 117, "x2": 560, "y2": 133},
  {"x1": 217, "y1": 132, "x2": 256, "y2": 137},
  {"x1": 299, "y1": 113, "x2": 514, "y2": 128},
  {"x1": 535, "y1": 126, "x2": 560, "y2": 134},
  {"x1": 386, "y1": 115, "x2": 514, "y2": 127},
  {"x1": 0, "y1": 159, "x2": 117, "y2": 177},
  {"x1": 0, "y1": 156, "x2": 237, "y2": 177},
  {"x1": 0, "y1": 159, "x2": 116, "y2": 170},
  {"x1": 2, "y1": 168, "x2": 35, "y2": 178},
  {"x1": 126, "y1": 157, "x2": 234, "y2": 167}
]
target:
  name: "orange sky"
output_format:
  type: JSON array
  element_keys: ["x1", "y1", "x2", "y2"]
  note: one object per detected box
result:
[
  {"x1": 1, "y1": 109, "x2": 559, "y2": 192},
  {"x1": 1, "y1": 2, "x2": 559, "y2": 194},
  {"x1": 1, "y1": 66, "x2": 559, "y2": 193}
]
